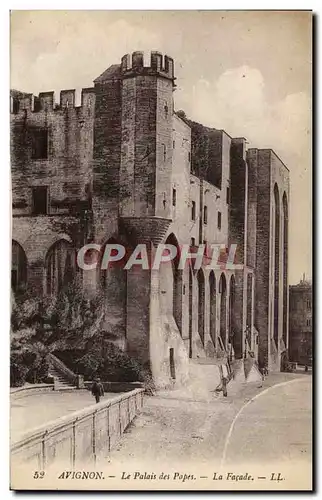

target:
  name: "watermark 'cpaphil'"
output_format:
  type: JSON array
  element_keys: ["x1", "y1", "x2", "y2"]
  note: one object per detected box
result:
[{"x1": 77, "y1": 243, "x2": 243, "y2": 271}]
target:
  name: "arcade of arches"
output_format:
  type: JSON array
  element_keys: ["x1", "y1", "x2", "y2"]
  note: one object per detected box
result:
[
  {"x1": 11, "y1": 239, "x2": 77, "y2": 296},
  {"x1": 11, "y1": 232, "x2": 255, "y2": 361},
  {"x1": 160, "y1": 234, "x2": 251, "y2": 360}
]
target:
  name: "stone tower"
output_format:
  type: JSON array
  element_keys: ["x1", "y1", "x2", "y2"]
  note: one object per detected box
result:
[
  {"x1": 91, "y1": 52, "x2": 177, "y2": 369},
  {"x1": 118, "y1": 51, "x2": 175, "y2": 245}
]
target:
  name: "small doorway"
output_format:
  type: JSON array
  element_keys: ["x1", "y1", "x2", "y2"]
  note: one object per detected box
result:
[{"x1": 169, "y1": 348, "x2": 176, "y2": 380}]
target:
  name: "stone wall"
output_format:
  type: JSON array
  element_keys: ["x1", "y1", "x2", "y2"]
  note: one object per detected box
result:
[
  {"x1": 11, "y1": 89, "x2": 95, "y2": 218},
  {"x1": 248, "y1": 149, "x2": 290, "y2": 370}
]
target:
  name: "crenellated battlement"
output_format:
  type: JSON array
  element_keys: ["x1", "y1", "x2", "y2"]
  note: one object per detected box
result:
[
  {"x1": 10, "y1": 87, "x2": 96, "y2": 114},
  {"x1": 120, "y1": 51, "x2": 175, "y2": 81}
]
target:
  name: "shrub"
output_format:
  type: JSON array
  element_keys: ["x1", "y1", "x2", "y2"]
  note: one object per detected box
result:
[
  {"x1": 10, "y1": 348, "x2": 49, "y2": 387},
  {"x1": 10, "y1": 283, "x2": 154, "y2": 391},
  {"x1": 55, "y1": 337, "x2": 155, "y2": 394},
  {"x1": 10, "y1": 355, "x2": 29, "y2": 387}
]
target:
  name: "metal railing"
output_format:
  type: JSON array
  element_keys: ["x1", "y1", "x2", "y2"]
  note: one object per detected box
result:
[{"x1": 11, "y1": 388, "x2": 144, "y2": 469}]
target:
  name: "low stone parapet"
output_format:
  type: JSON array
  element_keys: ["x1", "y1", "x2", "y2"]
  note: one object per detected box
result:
[
  {"x1": 84, "y1": 381, "x2": 144, "y2": 392},
  {"x1": 11, "y1": 388, "x2": 144, "y2": 469},
  {"x1": 11, "y1": 384, "x2": 55, "y2": 400}
]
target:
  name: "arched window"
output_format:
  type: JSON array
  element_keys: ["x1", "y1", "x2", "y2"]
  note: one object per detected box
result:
[
  {"x1": 45, "y1": 240, "x2": 76, "y2": 295},
  {"x1": 11, "y1": 241, "x2": 27, "y2": 292}
]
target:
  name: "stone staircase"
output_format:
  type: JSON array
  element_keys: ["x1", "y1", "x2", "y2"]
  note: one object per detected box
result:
[{"x1": 47, "y1": 353, "x2": 77, "y2": 390}]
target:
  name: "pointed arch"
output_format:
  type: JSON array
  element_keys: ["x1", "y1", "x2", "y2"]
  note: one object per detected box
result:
[
  {"x1": 273, "y1": 183, "x2": 280, "y2": 348},
  {"x1": 219, "y1": 273, "x2": 227, "y2": 348},
  {"x1": 209, "y1": 271, "x2": 216, "y2": 345},
  {"x1": 45, "y1": 239, "x2": 76, "y2": 295},
  {"x1": 197, "y1": 268, "x2": 205, "y2": 345},
  {"x1": 11, "y1": 240, "x2": 27, "y2": 292},
  {"x1": 163, "y1": 233, "x2": 182, "y2": 334},
  {"x1": 229, "y1": 275, "x2": 236, "y2": 341}
]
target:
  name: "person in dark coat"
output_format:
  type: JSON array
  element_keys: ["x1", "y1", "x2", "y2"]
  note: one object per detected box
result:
[{"x1": 91, "y1": 377, "x2": 104, "y2": 403}]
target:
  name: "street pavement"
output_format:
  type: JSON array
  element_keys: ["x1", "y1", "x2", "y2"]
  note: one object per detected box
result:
[
  {"x1": 10, "y1": 372, "x2": 312, "y2": 490},
  {"x1": 105, "y1": 372, "x2": 312, "y2": 469},
  {"x1": 223, "y1": 376, "x2": 312, "y2": 466}
]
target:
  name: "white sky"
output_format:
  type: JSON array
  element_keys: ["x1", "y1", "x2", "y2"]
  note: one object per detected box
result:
[{"x1": 10, "y1": 10, "x2": 312, "y2": 284}]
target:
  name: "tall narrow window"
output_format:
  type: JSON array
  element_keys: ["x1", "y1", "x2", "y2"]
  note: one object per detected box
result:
[
  {"x1": 203, "y1": 205, "x2": 208, "y2": 225},
  {"x1": 217, "y1": 212, "x2": 221, "y2": 230},
  {"x1": 226, "y1": 187, "x2": 230, "y2": 204},
  {"x1": 217, "y1": 211, "x2": 222, "y2": 230},
  {"x1": 162, "y1": 144, "x2": 166, "y2": 162},
  {"x1": 169, "y1": 348, "x2": 176, "y2": 379},
  {"x1": 188, "y1": 152, "x2": 191, "y2": 163},
  {"x1": 32, "y1": 187, "x2": 48, "y2": 215},
  {"x1": 172, "y1": 188, "x2": 176, "y2": 207},
  {"x1": 31, "y1": 129, "x2": 48, "y2": 159},
  {"x1": 191, "y1": 201, "x2": 196, "y2": 221},
  {"x1": 173, "y1": 140, "x2": 175, "y2": 149},
  {"x1": 307, "y1": 299, "x2": 311, "y2": 310}
]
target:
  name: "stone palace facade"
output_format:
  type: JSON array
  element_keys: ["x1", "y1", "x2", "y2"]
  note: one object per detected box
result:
[{"x1": 10, "y1": 51, "x2": 290, "y2": 387}]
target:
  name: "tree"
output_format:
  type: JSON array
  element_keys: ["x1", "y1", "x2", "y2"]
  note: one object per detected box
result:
[{"x1": 10, "y1": 282, "x2": 154, "y2": 391}]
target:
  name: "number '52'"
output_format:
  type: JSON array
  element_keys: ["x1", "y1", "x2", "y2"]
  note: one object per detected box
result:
[{"x1": 33, "y1": 471, "x2": 45, "y2": 479}]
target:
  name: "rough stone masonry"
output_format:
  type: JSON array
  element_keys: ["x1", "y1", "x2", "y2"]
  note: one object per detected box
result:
[{"x1": 10, "y1": 50, "x2": 290, "y2": 388}]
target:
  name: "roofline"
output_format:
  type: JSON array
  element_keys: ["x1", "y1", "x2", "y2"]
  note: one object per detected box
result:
[
  {"x1": 268, "y1": 149, "x2": 290, "y2": 172},
  {"x1": 173, "y1": 112, "x2": 191, "y2": 131},
  {"x1": 246, "y1": 148, "x2": 289, "y2": 172},
  {"x1": 254, "y1": 148, "x2": 290, "y2": 172}
]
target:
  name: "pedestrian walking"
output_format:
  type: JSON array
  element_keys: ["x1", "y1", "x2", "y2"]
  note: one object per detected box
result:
[
  {"x1": 258, "y1": 365, "x2": 268, "y2": 387},
  {"x1": 91, "y1": 377, "x2": 104, "y2": 403}
]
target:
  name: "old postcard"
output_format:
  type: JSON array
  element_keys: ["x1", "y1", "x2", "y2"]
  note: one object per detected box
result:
[{"x1": 10, "y1": 10, "x2": 312, "y2": 491}]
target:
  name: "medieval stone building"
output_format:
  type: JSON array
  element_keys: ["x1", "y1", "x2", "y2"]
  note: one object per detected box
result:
[
  {"x1": 10, "y1": 51, "x2": 290, "y2": 387},
  {"x1": 289, "y1": 278, "x2": 312, "y2": 366}
]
